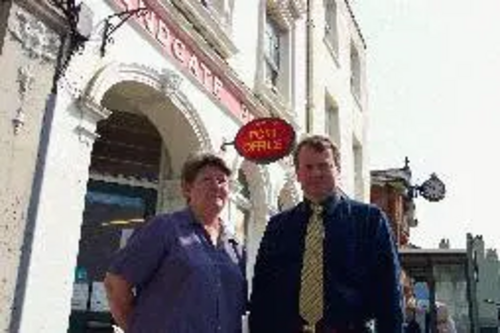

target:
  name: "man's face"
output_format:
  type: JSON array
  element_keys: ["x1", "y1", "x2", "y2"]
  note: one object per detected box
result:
[
  {"x1": 183, "y1": 165, "x2": 230, "y2": 216},
  {"x1": 296, "y1": 146, "x2": 339, "y2": 203}
]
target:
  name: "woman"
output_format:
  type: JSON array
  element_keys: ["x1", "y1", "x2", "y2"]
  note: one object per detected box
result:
[
  {"x1": 436, "y1": 302, "x2": 457, "y2": 333},
  {"x1": 104, "y1": 152, "x2": 246, "y2": 333}
]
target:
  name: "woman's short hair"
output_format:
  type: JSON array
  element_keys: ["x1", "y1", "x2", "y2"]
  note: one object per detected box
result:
[
  {"x1": 181, "y1": 151, "x2": 232, "y2": 186},
  {"x1": 292, "y1": 134, "x2": 341, "y2": 170}
]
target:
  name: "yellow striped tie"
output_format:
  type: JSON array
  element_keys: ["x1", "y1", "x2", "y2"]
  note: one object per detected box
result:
[{"x1": 299, "y1": 204, "x2": 324, "y2": 329}]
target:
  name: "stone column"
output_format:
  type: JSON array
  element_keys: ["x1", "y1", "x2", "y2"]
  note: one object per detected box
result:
[{"x1": 17, "y1": 94, "x2": 110, "y2": 333}]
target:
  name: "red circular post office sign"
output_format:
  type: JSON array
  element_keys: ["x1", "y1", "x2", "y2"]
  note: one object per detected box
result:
[{"x1": 234, "y1": 117, "x2": 296, "y2": 164}]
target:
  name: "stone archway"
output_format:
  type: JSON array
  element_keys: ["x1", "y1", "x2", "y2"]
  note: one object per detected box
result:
[
  {"x1": 82, "y1": 62, "x2": 217, "y2": 212},
  {"x1": 82, "y1": 63, "x2": 213, "y2": 152},
  {"x1": 17, "y1": 59, "x2": 220, "y2": 332},
  {"x1": 67, "y1": 63, "x2": 220, "y2": 330}
]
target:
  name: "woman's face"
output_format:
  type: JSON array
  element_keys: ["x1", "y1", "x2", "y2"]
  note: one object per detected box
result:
[{"x1": 183, "y1": 165, "x2": 230, "y2": 217}]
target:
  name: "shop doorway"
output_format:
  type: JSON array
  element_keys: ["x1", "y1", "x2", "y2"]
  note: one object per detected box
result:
[{"x1": 68, "y1": 110, "x2": 163, "y2": 332}]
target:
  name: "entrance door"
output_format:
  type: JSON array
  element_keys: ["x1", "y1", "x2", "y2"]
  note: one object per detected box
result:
[{"x1": 68, "y1": 111, "x2": 164, "y2": 332}]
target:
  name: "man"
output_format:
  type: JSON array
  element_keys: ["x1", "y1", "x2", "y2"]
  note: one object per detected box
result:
[
  {"x1": 104, "y1": 152, "x2": 246, "y2": 333},
  {"x1": 249, "y1": 135, "x2": 403, "y2": 333}
]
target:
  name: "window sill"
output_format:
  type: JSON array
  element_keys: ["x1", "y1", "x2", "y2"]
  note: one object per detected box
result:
[
  {"x1": 255, "y1": 82, "x2": 296, "y2": 125},
  {"x1": 171, "y1": 0, "x2": 238, "y2": 59}
]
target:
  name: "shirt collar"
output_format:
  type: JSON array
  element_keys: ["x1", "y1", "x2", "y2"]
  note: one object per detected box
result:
[
  {"x1": 184, "y1": 207, "x2": 234, "y2": 244},
  {"x1": 303, "y1": 192, "x2": 344, "y2": 216}
]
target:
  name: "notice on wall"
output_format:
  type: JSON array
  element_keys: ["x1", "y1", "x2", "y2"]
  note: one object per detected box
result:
[
  {"x1": 71, "y1": 283, "x2": 89, "y2": 310},
  {"x1": 90, "y1": 282, "x2": 110, "y2": 312}
]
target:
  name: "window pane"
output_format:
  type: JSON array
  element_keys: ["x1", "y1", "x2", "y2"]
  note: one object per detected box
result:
[
  {"x1": 265, "y1": 17, "x2": 280, "y2": 68},
  {"x1": 325, "y1": 0, "x2": 338, "y2": 52},
  {"x1": 350, "y1": 45, "x2": 361, "y2": 97},
  {"x1": 264, "y1": 61, "x2": 278, "y2": 87}
]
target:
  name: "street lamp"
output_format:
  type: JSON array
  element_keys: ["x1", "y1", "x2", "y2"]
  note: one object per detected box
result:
[{"x1": 404, "y1": 158, "x2": 446, "y2": 202}]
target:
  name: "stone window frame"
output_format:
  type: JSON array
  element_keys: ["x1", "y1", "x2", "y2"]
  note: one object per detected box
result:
[
  {"x1": 323, "y1": 0, "x2": 339, "y2": 62},
  {"x1": 256, "y1": 0, "x2": 306, "y2": 118},
  {"x1": 171, "y1": 0, "x2": 237, "y2": 59},
  {"x1": 324, "y1": 93, "x2": 340, "y2": 145},
  {"x1": 350, "y1": 41, "x2": 362, "y2": 106},
  {"x1": 263, "y1": 16, "x2": 281, "y2": 90}
]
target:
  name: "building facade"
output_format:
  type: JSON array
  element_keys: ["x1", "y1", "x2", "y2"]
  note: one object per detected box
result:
[
  {"x1": 307, "y1": 0, "x2": 369, "y2": 200},
  {"x1": 370, "y1": 164, "x2": 417, "y2": 247},
  {"x1": 0, "y1": 0, "x2": 369, "y2": 331},
  {"x1": 468, "y1": 234, "x2": 500, "y2": 332},
  {"x1": 0, "y1": 1, "x2": 66, "y2": 332}
]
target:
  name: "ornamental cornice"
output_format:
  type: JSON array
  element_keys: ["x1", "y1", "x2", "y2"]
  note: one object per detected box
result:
[
  {"x1": 75, "y1": 96, "x2": 112, "y2": 146},
  {"x1": 78, "y1": 96, "x2": 113, "y2": 121},
  {"x1": 15, "y1": 0, "x2": 67, "y2": 33},
  {"x1": 82, "y1": 62, "x2": 213, "y2": 151},
  {"x1": 8, "y1": 5, "x2": 61, "y2": 61},
  {"x1": 267, "y1": 0, "x2": 306, "y2": 30},
  {"x1": 254, "y1": 83, "x2": 299, "y2": 128}
]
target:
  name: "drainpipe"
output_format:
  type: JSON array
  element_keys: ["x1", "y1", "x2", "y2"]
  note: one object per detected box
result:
[{"x1": 305, "y1": 0, "x2": 313, "y2": 132}]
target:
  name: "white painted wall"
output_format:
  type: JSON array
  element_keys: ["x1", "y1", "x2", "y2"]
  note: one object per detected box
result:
[
  {"x1": 18, "y1": 1, "x2": 291, "y2": 331},
  {"x1": 17, "y1": 0, "x2": 371, "y2": 330},
  {"x1": 310, "y1": 0, "x2": 369, "y2": 200},
  {"x1": 18, "y1": 90, "x2": 99, "y2": 332}
]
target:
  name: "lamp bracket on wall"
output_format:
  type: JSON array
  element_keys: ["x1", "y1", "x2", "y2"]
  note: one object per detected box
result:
[
  {"x1": 100, "y1": 7, "x2": 149, "y2": 57},
  {"x1": 220, "y1": 139, "x2": 235, "y2": 152}
]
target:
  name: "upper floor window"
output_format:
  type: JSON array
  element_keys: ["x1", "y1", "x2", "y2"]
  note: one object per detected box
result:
[
  {"x1": 350, "y1": 43, "x2": 361, "y2": 100},
  {"x1": 324, "y1": 0, "x2": 339, "y2": 55},
  {"x1": 264, "y1": 16, "x2": 281, "y2": 89},
  {"x1": 325, "y1": 96, "x2": 340, "y2": 144},
  {"x1": 353, "y1": 139, "x2": 364, "y2": 200},
  {"x1": 200, "y1": 0, "x2": 234, "y2": 32},
  {"x1": 257, "y1": 0, "x2": 306, "y2": 117},
  {"x1": 172, "y1": 0, "x2": 237, "y2": 58}
]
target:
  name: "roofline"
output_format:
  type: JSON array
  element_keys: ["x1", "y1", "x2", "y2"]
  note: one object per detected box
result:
[
  {"x1": 399, "y1": 248, "x2": 467, "y2": 255},
  {"x1": 343, "y1": 0, "x2": 366, "y2": 49}
]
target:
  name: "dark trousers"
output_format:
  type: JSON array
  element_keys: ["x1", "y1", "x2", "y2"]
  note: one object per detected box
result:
[{"x1": 298, "y1": 321, "x2": 370, "y2": 333}]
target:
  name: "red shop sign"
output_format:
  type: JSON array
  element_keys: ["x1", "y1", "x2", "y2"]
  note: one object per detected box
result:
[{"x1": 234, "y1": 118, "x2": 295, "y2": 164}]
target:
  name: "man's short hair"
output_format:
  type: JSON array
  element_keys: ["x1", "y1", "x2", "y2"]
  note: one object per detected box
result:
[
  {"x1": 181, "y1": 151, "x2": 232, "y2": 186},
  {"x1": 292, "y1": 135, "x2": 341, "y2": 170}
]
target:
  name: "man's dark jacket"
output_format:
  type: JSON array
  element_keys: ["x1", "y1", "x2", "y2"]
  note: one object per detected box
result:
[{"x1": 248, "y1": 195, "x2": 403, "y2": 333}]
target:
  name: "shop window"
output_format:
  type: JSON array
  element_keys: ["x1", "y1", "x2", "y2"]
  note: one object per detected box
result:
[
  {"x1": 324, "y1": 0, "x2": 339, "y2": 57},
  {"x1": 69, "y1": 111, "x2": 162, "y2": 331}
]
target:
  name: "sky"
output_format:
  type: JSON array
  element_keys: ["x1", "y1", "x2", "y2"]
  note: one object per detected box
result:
[{"x1": 352, "y1": 1, "x2": 500, "y2": 250}]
